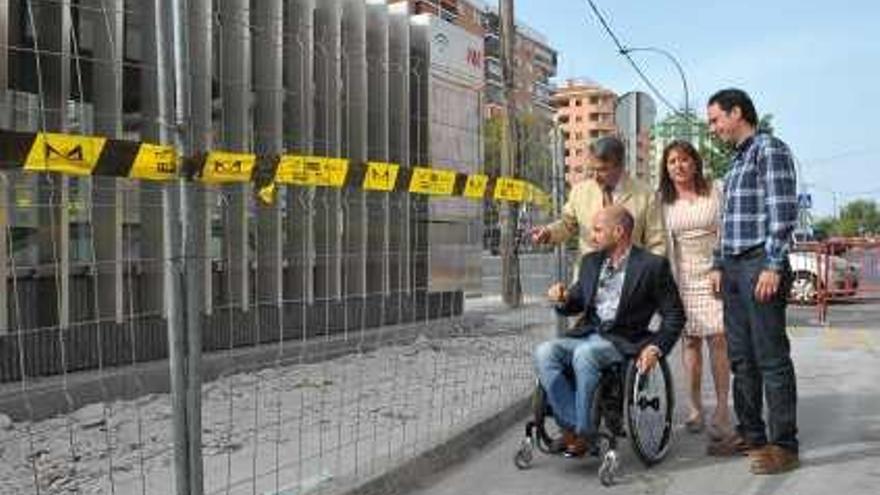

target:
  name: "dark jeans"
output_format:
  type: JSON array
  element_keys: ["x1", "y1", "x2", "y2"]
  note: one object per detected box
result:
[{"x1": 722, "y1": 251, "x2": 798, "y2": 453}]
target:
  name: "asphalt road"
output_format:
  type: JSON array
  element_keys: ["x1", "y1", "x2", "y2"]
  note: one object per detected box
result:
[{"x1": 405, "y1": 303, "x2": 880, "y2": 495}]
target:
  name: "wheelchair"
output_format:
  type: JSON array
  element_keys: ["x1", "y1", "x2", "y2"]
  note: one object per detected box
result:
[{"x1": 513, "y1": 356, "x2": 675, "y2": 486}]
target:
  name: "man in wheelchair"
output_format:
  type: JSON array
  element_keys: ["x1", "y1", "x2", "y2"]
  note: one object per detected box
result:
[{"x1": 534, "y1": 205, "x2": 685, "y2": 457}]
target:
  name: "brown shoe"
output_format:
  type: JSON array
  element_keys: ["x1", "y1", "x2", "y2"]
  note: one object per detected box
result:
[
  {"x1": 548, "y1": 429, "x2": 576, "y2": 454},
  {"x1": 706, "y1": 433, "x2": 764, "y2": 457},
  {"x1": 750, "y1": 445, "x2": 799, "y2": 474},
  {"x1": 563, "y1": 435, "x2": 590, "y2": 458}
]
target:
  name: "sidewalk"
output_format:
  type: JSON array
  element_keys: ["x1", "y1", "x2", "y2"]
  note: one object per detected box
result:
[{"x1": 407, "y1": 316, "x2": 880, "y2": 495}]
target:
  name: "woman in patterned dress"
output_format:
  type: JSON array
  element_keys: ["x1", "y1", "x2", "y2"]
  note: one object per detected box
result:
[{"x1": 659, "y1": 141, "x2": 731, "y2": 439}]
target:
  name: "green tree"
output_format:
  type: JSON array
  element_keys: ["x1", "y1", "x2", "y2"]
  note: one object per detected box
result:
[
  {"x1": 813, "y1": 200, "x2": 880, "y2": 237},
  {"x1": 833, "y1": 200, "x2": 880, "y2": 236},
  {"x1": 483, "y1": 112, "x2": 554, "y2": 189}
]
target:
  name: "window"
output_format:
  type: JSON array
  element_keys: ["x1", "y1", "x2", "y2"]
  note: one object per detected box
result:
[
  {"x1": 590, "y1": 130, "x2": 600, "y2": 138},
  {"x1": 575, "y1": 132, "x2": 583, "y2": 140},
  {"x1": 589, "y1": 113, "x2": 599, "y2": 122},
  {"x1": 575, "y1": 99, "x2": 582, "y2": 107},
  {"x1": 590, "y1": 96, "x2": 599, "y2": 105},
  {"x1": 575, "y1": 149, "x2": 583, "y2": 156},
  {"x1": 564, "y1": 148, "x2": 571, "y2": 157},
  {"x1": 575, "y1": 116, "x2": 582, "y2": 123}
]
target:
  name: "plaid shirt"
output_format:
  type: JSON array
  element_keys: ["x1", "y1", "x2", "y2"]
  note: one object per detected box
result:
[{"x1": 714, "y1": 133, "x2": 798, "y2": 271}]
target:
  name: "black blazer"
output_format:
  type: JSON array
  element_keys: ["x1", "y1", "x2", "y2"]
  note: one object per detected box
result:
[{"x1": 555, "y1": 246, "x2": 685, "y2": 357}]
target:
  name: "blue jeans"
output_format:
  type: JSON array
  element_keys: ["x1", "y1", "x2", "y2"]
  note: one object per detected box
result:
[
  {"x1": 722, "y1": 253, "x2": 798, "y2": 453},
  {"x1": 534, "y1": 333, "x2": 623, "y2": 436}
]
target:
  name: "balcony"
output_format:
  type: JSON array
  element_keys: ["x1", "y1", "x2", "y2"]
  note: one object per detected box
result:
[
  {"x1": 532, "y1": 79, "x2": 554, "y2": 97},
  {"x1": 533, "y1": 51, "x2": 557, "y2": 74},
  {"x1": 485, "y1": 56, "x2": 503, "y2": 80},
  {"x1": 484, "y1": 33, "x2": 500, "y2": 58}
]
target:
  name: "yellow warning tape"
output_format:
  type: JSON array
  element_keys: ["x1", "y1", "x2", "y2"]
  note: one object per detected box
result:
[
  {"x1": 201, "y1": 151, "x2": 257, "y2": 184},
  {"x1": 1, "y1": 130, "x2": 554, "y2": 209},
  {"x1": 275, "y1": 155, "x2": 349, "y2": 187},
  {"x1": 24, "y1": 133, "x2": 107, "y2": 176},
  {"x1": 363, "y1": 162, "x2": 400, "y2": 192},
  {"x1": 408, "y1": 167, "x2": 457, "y2": 196}
]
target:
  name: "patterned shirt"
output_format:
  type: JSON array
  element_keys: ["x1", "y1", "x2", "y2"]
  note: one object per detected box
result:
[
  {"x1": 715, "y1": 133, "x2": 798, "y2": 271},
  {"x1": 595, "y1": 249, "x2": 630, "y2": 324}
]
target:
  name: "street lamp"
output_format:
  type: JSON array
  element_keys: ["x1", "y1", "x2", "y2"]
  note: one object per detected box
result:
[{"x1": 619, "y1": 46, "x2": 691, "y2": 138}]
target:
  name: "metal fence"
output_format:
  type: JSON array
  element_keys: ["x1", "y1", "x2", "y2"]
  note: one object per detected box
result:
[
  {"x1": 791, "y1": 239, "x2": 880, "y2": 324},
  {"x1": 0, "y1": 181, "x2": 563, "y2": 494},
  {"x1": 0, "y1": 1, "x2": 565, "y2": 494}
]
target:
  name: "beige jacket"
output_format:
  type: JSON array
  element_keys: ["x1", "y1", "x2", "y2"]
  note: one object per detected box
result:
[{"x1": 546, "y1": 175, "x2": 667, "y2": 257}]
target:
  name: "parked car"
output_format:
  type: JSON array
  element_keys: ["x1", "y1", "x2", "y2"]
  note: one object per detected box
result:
[{"x1": 788, "y1": 250, "x2": 860, "y2": 304}]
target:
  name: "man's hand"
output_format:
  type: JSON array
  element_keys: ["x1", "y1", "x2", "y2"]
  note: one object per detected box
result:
[
  {"x1": 547, "y1": 282, "x2": 567, "y2": 303},
  {"x1": 636, "y1": 345, "x2": 661, "y2": 374},
  {"x1": 754, "y1": 269, "x2": 781, "y2": 303},
  {"x1": 709, "y1": 269, "x2": 722, "y2": 297},
  {"x1": 530, "y1": 226, "x2": 552, "y2": 244}
]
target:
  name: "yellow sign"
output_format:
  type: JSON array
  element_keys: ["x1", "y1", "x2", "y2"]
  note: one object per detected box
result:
[
  {"x1": 24, "y1": 132, "x2": 107, "y2": 176},
  {"x1": 363, "y1": 162, "x2": 400, "y2": 192},
  {"x1": 200, "y1": 151, "x2": 256, "y2": 183},
  {"x1": 408, "y1": 167, "x2": 457, "y2": 196},
  {"x1": 463, "y1": 174, "x2": 489, "y2": 199},
  {"x1": 275, "y1": 155, "x2": 349, "y2": 187},
  {"x1": 129, "y1": 144, "x2": 178, "y2": 181},
  {"x1": 494, "y1": 177, "x2": 526, "y2": 202}
]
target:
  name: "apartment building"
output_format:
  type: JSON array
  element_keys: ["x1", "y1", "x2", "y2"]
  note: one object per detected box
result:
[{"x1": 551, "y1": 79, "x2": 617, "y2": 171}]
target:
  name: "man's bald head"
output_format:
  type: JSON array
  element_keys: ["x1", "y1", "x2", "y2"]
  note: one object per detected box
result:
[
  {"x1": 596, "y1": 205, "x2": 635, "y2": 237},
  {"x1": 590, "y1": 205, "x2": 635, "y2": 254}
]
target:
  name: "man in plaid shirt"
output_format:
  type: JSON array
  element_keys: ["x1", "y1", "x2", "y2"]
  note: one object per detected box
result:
[{"x1": 705, "y1": 89, "x2": 800, "y2": 475}]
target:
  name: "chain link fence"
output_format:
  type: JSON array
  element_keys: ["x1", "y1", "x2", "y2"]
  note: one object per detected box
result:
[{"x1": 0, "y1": 1, "x2": 566, "y2": 493}]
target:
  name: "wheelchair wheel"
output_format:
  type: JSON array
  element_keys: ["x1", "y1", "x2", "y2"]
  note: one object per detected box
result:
[
  {"x1": 624, "y1": 358, "x2": 674, "y2": 466},
  {"x1": 513, "y1": 438, "x2": 534, "y2": 470},
  {"x1": 596, "y1": 435, "x2": 620, "y2": 486}
]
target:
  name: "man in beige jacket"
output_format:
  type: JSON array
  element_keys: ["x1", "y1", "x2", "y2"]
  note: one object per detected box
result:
[{"x1": 532, "y1": 136, "x2": 667, "y2": 257}]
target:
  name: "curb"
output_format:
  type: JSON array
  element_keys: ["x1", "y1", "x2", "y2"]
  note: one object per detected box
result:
[{"x1": 342, "y1": 396, "x2": 531, "y2": 495}]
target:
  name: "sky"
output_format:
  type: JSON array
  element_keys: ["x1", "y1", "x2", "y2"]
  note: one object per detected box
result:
[{"x1": 514, "y1": 0, "x2": 880, "y2": 218}]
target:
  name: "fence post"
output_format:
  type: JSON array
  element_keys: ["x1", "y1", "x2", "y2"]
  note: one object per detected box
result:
[
  {"x1": 818, "y1": 242, "x2": 829, "y2": 325},
  {"x1": 0, "y1": 173, "x2": 7, "y2": 334},
  {"x1": 550, "y1": 125, "x2": 566, "y2": 336}
]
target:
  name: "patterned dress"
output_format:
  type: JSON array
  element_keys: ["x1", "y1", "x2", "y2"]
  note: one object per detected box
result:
[{"x1": 664, "y1": 187, "x2": 724, "y2": 337}]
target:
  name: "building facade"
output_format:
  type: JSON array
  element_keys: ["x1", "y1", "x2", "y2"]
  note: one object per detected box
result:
[
  {"x1": 390, "y1": 0, "x2": 558, "y2": 125},
  {"x1": 0, "y1": 0, "x2": 485, "y2": 379},
  {"x1": 399, "y1": 0, "x2": 485, "y2": 36},
  {"x1": 551, "y1": 79, "x2": 617, "y2": 172},
  {"x1": 481, "y1": 10, "x2": 557, "y2": 123}
]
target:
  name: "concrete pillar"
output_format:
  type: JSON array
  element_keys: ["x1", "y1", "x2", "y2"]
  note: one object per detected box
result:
[
  {"x1": 284, "y1": 0, "x2": 315, "y2": 305},
  {"x1": 34, "y1": 0, "x2": 72, "y2": 329},
  {"x1": 341, "y1": 0, "x2": 368, "y2": 310},
  {"x1": 219, "y1": 0, "x2": 250, "y2": 311},
  {"x1": 313, "y1": 0, "x2": 342, "y2": 301},
  {"x1": 388, "y1": 2, "x2": 411, "y2": 297},
  {"x1": 140, "y1": 0, "x2": 176, "y2": 320},
  {"x1": 365, "y1": 0, "x2": 389, "y2": 307},
  {"x1": 253, "y1": 0, "x2": 284, "y2": 318},
  {"x1": 87, "y1": 0, "x2": 125, "y2": 323},
  {"x1": 0, "y1": 0, "x2": 9, "y2": 332}
]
